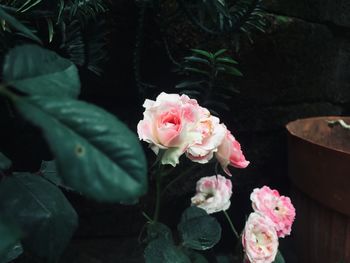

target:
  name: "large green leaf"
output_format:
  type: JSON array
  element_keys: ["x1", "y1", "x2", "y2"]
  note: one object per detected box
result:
[
  {"x1": 3, "y1": 45, "x2": 80, "y2": 98},
  {"x1": 0, "y1": 220, "x2": 21, "y2": 261},
  {"x1": 14, "y1": 96, "x2": 148, "y2": 202},
  {"x1": 0, "y1": 7, "x2": 41, "y2": 44},
  {"x1": 0, "y1": 173, "x2": 78, "y2": 263},
  {"x1": 177, "y1": 207, "x2": 221, "y2": 250},
  {"x1": 144, "y1": 237, "x2": 191, "y2": 263},
  {"x1": 146, "y1": 222, "x2": 173, "y2": 243},
  {"x1": 0, "y1": 153, "x2": 11, "y2": 171}
]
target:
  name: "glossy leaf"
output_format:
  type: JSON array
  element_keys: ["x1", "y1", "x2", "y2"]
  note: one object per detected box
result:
[
  {"x1": 14, "y1": 96, "x2": 148, "y2": 202},
  {"x1": 0, "y1": 243, "x2": 23, "y2": 263},
  {"x1": 3, "y1": 45, "x2": 80, "y2": 98},
  {"x1": 144, "y1": 237, "x2": 191, "y2": 263},
  {"x1": 0, "y1": 153, "x2": 11, "y2": 171},
  {"x1": 213, "y1": 49, "x2": 227, "y2": 58},
  {"x1": 177, "y1": 207, "x2": 221, "y2": 250},
  {"x1": 216, "y1": 57, "x2": 238, "y2": 65},
  {"x1": 0, "y1": 221, "x2": 21, "y2": 261},
  {"x1": 0, "y1": 7, "x2": 41, "y2": 44},
  {"x1": 147, "y1": 222, "x2": 173, "y2": 242},
  {"x1": 0, "y1": 173, "x2": 77, "y2": 262},
  {"x1": 191, "y1": 49, "x2": 213, "y2": 59},
  {"x1": 273, "y1": 251, "x2": 285, "y2": 263}
]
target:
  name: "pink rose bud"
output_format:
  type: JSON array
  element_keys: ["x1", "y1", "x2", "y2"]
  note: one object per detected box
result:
[
  {"x1": 250, "y1": 186, "x2": 296, "y2": 238},
  {"x1": 191, "y1": 175, "x2": 232, "y2": 214},
  {"x1": 215, "y1": 129, "x2": 250, "y2": 176},
  {"x1": 242, "y1": 212, "x2": 279, "y2": 263}
]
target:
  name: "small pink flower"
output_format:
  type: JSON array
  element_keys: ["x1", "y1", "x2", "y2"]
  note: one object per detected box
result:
[
  {"x1": 242, "y1": 212, "x2": 278, "y2": 263},
  {"x1": 215, "y1": 129, "x2": 250, "y2": 176},
  {"x1": 137, "y1": 92, "x2": 203, "y2": 166},
  {"x1": 250, "y1": 186, "x2": 296, "y2": 238},
  {"x1": 186, "y1": 112, "x2": 227, "y2": 164},
  {"x1": 191, "y1": 175, "x2": 232, "y2": 214}
]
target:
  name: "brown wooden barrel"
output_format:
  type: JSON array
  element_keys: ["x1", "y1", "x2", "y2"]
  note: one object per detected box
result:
[{"x1": 286, "y1": 116, "x2": 350, "y2": 263}]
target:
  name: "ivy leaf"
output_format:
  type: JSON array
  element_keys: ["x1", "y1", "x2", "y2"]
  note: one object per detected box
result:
[
  {"x1": 177, "y1": 207, "x2": 221, "y2": 250},
  {"x1": 0, "y1": 153, "x2": 11, "y2": 171},
  {"x1": 3, "y1": 45, "x2": 80, "y2": 98},
  {"x1": 0, "y1": 220, "x2": 21, "y2": 261},
  {"x1": 0, "y1": 173, "x2": 77, "y2": 263},
  {"x1": 144, "y1": 237, "x2": 191, "y2": 263},
  {"x1": 14, "y1": 96, "x2": 148, "y2": 203},
  {"x1": 0, "y1": 7, "x2": 42, "y2": 44}
]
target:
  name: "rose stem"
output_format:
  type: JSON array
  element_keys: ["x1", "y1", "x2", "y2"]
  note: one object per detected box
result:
[{"x1": 223, "y1": 210, "x2": 240, "y2": 239}]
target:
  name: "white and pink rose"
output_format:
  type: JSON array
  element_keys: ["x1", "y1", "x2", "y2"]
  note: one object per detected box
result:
[
  {"x1": 250, "y1": 186, "x2": 296, "y2": 238},
  {"x1": 242, "y1": 212, "x2": 279, "y2": 263},
  {"x1": 191, "y1": 175, "x2": 232, "y2": 214}
]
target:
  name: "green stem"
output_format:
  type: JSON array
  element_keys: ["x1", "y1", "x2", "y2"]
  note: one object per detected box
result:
[
  {"x1": 223, "y1": 210, "x2": 239, "y2": 239},
  {"x1": 153, "y1": 170, "x2": 162, "y2": 222}
]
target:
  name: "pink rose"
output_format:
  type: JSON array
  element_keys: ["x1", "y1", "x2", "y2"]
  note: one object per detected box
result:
[
  {"x1": 215, "y1": 129, "x2": 250, "y2": 176},
  {"x1": 191, "y1": 175, "x2": 232, "y2": 214},
  {"x1": 186, "y1": 111, "x2": 227, "y2": 164},
  {"x1": 242, "y1": 212, "x2": 278, "y2": 263},
  {"x1": 137, "y1": 92, "x2": 202, "y2": 166},
  {"x1": 250, "y1": 186, "x2": 296, "y2": 238}
]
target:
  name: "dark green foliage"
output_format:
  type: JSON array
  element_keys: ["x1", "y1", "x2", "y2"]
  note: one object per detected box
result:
[
  {"x1": 0, "y1": 173, "x2": 78, "y2": 263},
  {"x1": 144, "y1": 237, "x2": 191, "y2": 263},
  {"x1": 0, "y1": 220, "x2": 21, "y2": 262},
  {"x1": 0, "y1": 152, "x2": 11, "y2": 171},
  {"x1": 177, "y1": 206, "x2": 222, "y2": 251},
  {"x1": 3, "y1": 45, "x2": 80, "y2": 98},
  {"x1": 274, "y1": 251, "x2": 286, "y2": 263},
  {"x1": 0, "y1": 0, "x2": 110, "y2": 75},
  {"x1": 176, "y1": 48, "x2": 242, "y2": 114},
  {"x1": 177, "y1": 0, "x2": 266, "y2": 39}
]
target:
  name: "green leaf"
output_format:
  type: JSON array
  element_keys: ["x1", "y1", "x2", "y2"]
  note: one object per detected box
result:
[
  {"x1": 177, "y1": 207, "x2": 221, "y2": 251},
  {"x1": 0, "y1": 173, "x2": 78, "y2": 263},
  {"x1": 184, "y1": 56, "x2": 210, "y2": 65},
  {"x1": 273, "y1": 251, "x2": 285, "y2": 263},
  {"x1": 3, "y1": 45, "x2": 80, "y2": 98},
  {"x1": 0, "y1": 153, "x2": 11, "y2": 171},
  {"x1": 213, "y1": 49, "x2": 227, "y2": 58},
  {"x1": 0, "y1": 243, "x2": 23, "y2": 263},
  {"x1": 14, "y1": 96, "x2": 148, "y2": 203},
  {"x1": 0, "y1": 7, "x2": 41, "y2": 44},
  {"x1": 147, "y1": 222, "x2": 173, "y2": 242},
  {"x1": 0, "y1": 221, "x2": 21, "y2": 261},
  {"x1": 216, "y1": 57, "x2": 238, "y2": 65},
  {"x1": 217, "y1": 65, "x2": 243, "y2": 77},
  {"x1": 175, "y1": 80, "x2": 205, "y2": 89},
  {"x1": 144, "y1": 238, "x2": 191, "y2": 263},
  {"x1": 184, "y1": 67, "x2": 210, "y2": 76},
  {"x1": 183, "y1": 249, "x2": 208, "y2": 263},
  {"x1": 39, "y1": 160, "x2": 73, "y2": 190},
  {"x1": 191, "y1": 49, "x2": 214, "y2": 59}
]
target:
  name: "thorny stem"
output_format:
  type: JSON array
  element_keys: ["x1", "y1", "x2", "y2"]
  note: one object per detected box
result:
[{"x1": 223, "y1": 210, "x2": 240, "y2": 239}]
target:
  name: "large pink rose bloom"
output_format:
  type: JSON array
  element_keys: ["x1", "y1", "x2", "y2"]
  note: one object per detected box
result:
[
  {"x1": 137, "y1": 92, "x2": 202, "y2": 166},
  {"x1": 242, "y1": 212, "x2": 278, "y2": 263},
  {"x1": 250, "y1": 186, "x2": 296, "y2": 238},
  {"x1": 215, "y1": 129, "x2": 250, "y2": 176},
  {"x1": 186, "y1": 109, "x2": 227, "y2": 164},
  {"x1": 191, "y1": 175, "x2": 232, "y2": 214}
]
